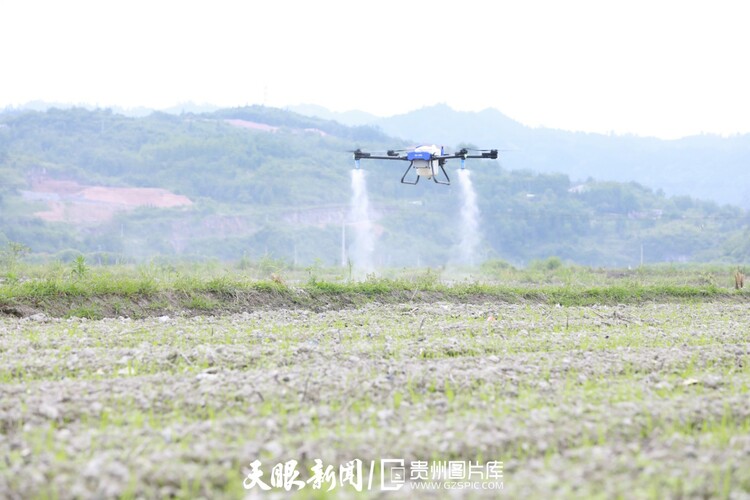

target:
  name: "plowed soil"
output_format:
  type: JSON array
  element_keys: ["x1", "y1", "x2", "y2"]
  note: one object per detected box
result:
[{"x1": 1, "y1": 301, "x2": 749, "y2": 498}]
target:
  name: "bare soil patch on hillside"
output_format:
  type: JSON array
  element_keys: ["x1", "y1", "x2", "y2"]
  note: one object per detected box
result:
[{"x1": 23, "y1": 178, "x2": 192, "y2": 224}]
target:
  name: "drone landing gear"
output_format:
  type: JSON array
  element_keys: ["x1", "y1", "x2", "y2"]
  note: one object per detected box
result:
[
  {"x1": 434, "y1": 162, "x2": 451, "y2": 185},
  {"x1": 400, "y1": 161, "x2": 451, "y2": 185},
  {"x1": 400, "y1": 161, "x2": 419, "y2": 184}
]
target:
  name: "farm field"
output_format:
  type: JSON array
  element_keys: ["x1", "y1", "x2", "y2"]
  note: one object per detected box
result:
[{"x1": 1, "y1": 278, "x2": 750, "y2": 497}]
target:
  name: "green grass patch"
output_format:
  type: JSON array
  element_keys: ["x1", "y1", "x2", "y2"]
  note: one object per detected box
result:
[{"x1": 0, "y1": 264, "x2": 746, "y2": 318}]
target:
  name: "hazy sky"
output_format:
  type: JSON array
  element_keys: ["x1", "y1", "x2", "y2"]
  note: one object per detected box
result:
[{"x1": 3, "y1": 0, "x2": 749, "y2": 139}]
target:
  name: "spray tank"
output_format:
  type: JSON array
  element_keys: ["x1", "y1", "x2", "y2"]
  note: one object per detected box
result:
[{"x1": 408, "y1": 145, "x2": 443, "y2": 180}]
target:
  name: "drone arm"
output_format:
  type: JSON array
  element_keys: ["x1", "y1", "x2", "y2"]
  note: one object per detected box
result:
[
  {"x1": 357, "y1": 155, "x2": 408, "y2": 161},
  {"x1": 441, "y1": 148, "x2": 499, "y2": 160},
  {"x1": 353, "y1": 149, "x2": 409, "y2": 161},
  {"x1": 433, "y1": 149, "x2": 498, "y2": 161},
  {"x1": 463, "y1": 149, "x2": 498, "y2": 160}
]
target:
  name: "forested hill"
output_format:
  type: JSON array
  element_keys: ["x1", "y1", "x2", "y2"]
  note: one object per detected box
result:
[
  {"x1": 1, "y1": 106, "x2": 749, "y2": 267},
  {"x1": 292, "y1": 104, "x2": 750, "y2": 209}
]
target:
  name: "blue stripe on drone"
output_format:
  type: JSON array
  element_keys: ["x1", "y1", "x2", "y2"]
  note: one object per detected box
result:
[{"x1": 407, "y1": 152, "x2": 432, "y2": 161}]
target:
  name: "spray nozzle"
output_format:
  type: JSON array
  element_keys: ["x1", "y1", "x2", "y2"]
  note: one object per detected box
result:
[
  {"x1": 461, "y1": 158, "x2": 465, "y2": 170},
  {"x1": 355, "y1": 159, "x2": 360, "y2": 169}
]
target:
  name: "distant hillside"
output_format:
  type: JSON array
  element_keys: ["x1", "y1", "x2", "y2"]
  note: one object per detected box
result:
[
  {"x1": 294, "y1": 104, "x2": 750, "y2": 209},
  {"x1": 1, "y1": 106, "x2": 748, "y2": 267},
  {"x1": 288, "y1": 104, "x2": 377, "y2": 127},
  {"x1": 1, "y1": 100, "x2": 221, "y2": 118}
]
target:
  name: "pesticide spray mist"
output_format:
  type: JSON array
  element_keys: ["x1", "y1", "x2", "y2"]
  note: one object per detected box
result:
[
  {"x1": 456, "y1": 169, "x2": 481, "y2": 265},
  {"x1": 349, "y1": 169, "x2": 375, "y2": 274}
]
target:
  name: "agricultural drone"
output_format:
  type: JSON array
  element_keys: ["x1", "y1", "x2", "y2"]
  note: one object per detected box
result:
[{"x1": 352, "y1": 145, "x2": 498, "y2": 185}]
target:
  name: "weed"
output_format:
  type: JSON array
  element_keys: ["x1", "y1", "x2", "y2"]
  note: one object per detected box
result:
[
  {"x1": 0, "y1": 241, "x2": 30, "y2": 277},
  {"x1": 66, "y1": 306, "x2": 102, "y2": 320},
  {"x1": 71, "y1": 255, "x2": 88, "y2": 280},
  {"x1": 184, "y1": 294, "x2": 219, "y2": 311}
]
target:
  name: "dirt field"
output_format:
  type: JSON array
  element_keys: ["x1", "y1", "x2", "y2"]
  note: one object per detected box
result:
[{"x1": 1, "y1": 300, "x2": 749, "y2": 498}]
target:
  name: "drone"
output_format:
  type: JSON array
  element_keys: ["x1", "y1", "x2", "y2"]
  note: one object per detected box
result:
[{"x1": 352, "y1": 145, "x2": 498, "y2": 185}]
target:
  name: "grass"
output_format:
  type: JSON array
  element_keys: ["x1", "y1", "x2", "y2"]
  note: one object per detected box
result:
[{"x1": 0, "y1": 262, "x2": 746, "y2": 319}]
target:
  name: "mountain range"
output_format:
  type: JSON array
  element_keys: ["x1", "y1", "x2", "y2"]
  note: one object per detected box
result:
[{"x1": 290, "y1": 103, "x2": 750, "y2": 209}]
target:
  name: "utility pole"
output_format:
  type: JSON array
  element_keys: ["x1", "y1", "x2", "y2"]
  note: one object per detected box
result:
[
  {"x1": 341, "y1": 220, "x2": 347, "y2": 267},
  {"x1": 640, "y1": 243, "x2": 644, "y2": 267}
]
